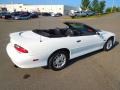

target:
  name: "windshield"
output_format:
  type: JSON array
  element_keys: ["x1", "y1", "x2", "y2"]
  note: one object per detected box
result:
[{"x1": 65, "y1": 22, "x2": 97, "y2": 35}]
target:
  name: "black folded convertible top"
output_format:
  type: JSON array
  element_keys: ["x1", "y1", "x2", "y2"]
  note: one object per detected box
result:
[{"x1": 32, "y1": 28, "x2": 67, "y2": 38}]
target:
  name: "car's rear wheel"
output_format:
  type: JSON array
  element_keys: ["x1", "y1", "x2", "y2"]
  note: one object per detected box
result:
[
  {"x1": 104, "y1": 38, "x2": 113, "y2": 51},
  {"x1": 48, "y1": 51, "x2": 68, "y2": 71}
]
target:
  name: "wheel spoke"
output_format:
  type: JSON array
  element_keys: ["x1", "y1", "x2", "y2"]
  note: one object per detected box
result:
[
  {"x1": 107, "y1": 40, "x2": 113, "y2": 50},
  {"x1": 53, "y1": 53, "x2": 66, "y2": 69}
]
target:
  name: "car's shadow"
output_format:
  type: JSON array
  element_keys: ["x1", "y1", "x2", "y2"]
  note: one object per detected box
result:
[{"x1": 66, "y1": 41, "x2": 119, "y2": 68}]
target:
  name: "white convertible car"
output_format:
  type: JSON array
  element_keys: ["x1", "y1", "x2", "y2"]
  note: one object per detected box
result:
[{"x1": 6, "y1": 22, "x2": 115, "y2": 71}]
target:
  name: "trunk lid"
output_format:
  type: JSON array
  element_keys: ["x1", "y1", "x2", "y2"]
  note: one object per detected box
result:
[
  {"x1": 20, "y1": 31, "x2": 41, "y2": 39},
  {"x1": 9, "y1": 31, "x2": 49, "y2": 55},
  {"x1": 10, "y1": 31, "x2": 49, "y2": 43}
]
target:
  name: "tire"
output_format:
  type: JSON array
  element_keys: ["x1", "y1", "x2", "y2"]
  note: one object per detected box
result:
[
  {"x1": 104, "y1": 38, "x2": 113, "y2": 51},
  {"x1": 48, "y1": 51, "x2": 68, "y2": 71}
]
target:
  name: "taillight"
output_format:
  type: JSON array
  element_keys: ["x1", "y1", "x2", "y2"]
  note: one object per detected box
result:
[{"x1": 14, "y1": 44, "x2": 28, "y2": 53}]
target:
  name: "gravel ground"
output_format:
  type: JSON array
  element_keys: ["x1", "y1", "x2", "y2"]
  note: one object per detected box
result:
[{"x1": 0, "y1": 13, "x2": 120, "y2": 90}]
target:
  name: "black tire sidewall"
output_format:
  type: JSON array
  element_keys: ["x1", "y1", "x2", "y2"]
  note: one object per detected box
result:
[{"x1": 48, "y1": 51, "x2": 68, "y2": 71}]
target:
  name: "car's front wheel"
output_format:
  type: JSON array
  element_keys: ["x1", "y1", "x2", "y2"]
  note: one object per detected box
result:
[
  {"x1": 48, "y1": 51, "x2": 68, "y2": 71},
  {"x1": 104, "y1": 38, "x2": 114, "y2": 51}
]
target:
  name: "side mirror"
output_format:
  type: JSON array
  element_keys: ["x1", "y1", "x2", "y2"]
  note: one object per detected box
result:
[{"x1": 96, "y1": 32, "x2": 100, "y2": 35}]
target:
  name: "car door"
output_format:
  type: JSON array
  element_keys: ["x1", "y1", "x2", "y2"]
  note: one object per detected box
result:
[
  {"x1": 68, "y1": 23, "x2": 105, "y2": 59},
  {"x1": 69, "y1": 35, "x2": 104, "y2": 59}
]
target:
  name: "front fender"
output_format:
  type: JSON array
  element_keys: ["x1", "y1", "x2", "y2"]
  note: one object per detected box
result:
[{"x1": 99, "y1": 30, "x2": 115, "y2": 44}]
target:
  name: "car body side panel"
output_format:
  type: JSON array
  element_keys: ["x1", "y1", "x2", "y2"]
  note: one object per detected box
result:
[
  {"x1": 27, "y1": 35, "x2": 104, "y2": 62},
  {"x1": 69, "y1": 35, "x2": 105, "y2": 59},
  {"x1": 6, "y1": 30, "x2": 115, "y2": 68}
]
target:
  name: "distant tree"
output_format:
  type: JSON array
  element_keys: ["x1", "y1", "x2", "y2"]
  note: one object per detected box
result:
[
  {"x1": 106, "y1": 6, "x2": 120, "y2": 13},
  {"x1": 98, "y1": 0, "x2": 106, "y2": 13},
  {"x1": 81, "y1": 0, "x2": 90, "y2": 10},
  {"x1": 116, "y1": 7, "x2": 120, "y2": 12},
  {"x1": 106, "y1": 7, "x2": 120, "y2": 13},
  {"x1": 105, "y1": 7, "x2": 112, "y2": 13},
  {"x1": 80, "y1": 0, "x2": 106, "y2": 14},
  {"x1": 91, "y1": 0, "x2": 99, "y2": 13},
  {"x1": 112, "y1": 7, "x2": 118, "y2": 12},
  {"x1": 89, "y1": 0, "x2": 106, "y2": 14}
]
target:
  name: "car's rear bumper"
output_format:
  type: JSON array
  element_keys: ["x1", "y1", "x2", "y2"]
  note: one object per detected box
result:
[{"x1": 6, "y1": 43, "x2": 47, "y2": 68}]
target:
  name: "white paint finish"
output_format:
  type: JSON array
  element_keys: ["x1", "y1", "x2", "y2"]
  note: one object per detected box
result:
[
  {"x1": 68, "y1": 35, "x2": 105, "y2": 59},
  {"x1": 6, "y1": 30, "x2": 115, "y2": 68}
]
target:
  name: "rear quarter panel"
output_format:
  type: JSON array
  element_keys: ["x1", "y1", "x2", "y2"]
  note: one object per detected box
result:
[{"x1": 25, "y1": 37, "x2": 74, "y2": 62}]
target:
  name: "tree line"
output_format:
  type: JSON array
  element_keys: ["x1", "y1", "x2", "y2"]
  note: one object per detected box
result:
[{"x1": 81, "y1": 0, "x2": 120, "y2": 14}]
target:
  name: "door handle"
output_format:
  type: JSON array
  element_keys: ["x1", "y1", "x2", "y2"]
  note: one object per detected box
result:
[{"x1": 76, "y1": 40, "x2": 81, "y2": 43}]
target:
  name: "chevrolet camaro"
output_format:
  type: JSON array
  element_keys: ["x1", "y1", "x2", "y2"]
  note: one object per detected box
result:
[{"x1": 6, "y1": 22, "x2": 115, "y2": 71}]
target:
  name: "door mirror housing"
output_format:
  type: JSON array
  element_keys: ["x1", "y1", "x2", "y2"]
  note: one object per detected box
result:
[{"x1": 96, "y1": 32, "x2": 100, "y2": 35}]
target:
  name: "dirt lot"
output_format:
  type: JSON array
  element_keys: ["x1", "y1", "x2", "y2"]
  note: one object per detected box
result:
[{"x1": 0, "y1": 13, "x2": 120, "y2": 90}]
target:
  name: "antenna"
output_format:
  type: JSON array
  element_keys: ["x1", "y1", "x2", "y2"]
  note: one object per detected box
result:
[{"x1": 38, "y1": 17, "x2": 42, "y2": 42}]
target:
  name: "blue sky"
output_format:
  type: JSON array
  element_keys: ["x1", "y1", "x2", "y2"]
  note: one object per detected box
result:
[{"x1": 0, "y1": 0, "x2": 120, "y2": 8}]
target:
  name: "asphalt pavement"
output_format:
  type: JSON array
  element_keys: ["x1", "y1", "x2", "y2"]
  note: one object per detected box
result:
[{"x1": 0, "y1": 13, "x2": 120, "y2": 90}]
